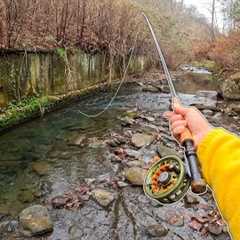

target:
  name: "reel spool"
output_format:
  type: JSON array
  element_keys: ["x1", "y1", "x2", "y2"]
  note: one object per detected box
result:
[{"x1": 143, "y1": 155, "x2": 190, "y2": 205}]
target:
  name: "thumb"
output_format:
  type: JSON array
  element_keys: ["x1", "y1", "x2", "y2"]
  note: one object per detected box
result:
[{"x1": 173, "y1": 101, "x2": 189, "y2": 116}]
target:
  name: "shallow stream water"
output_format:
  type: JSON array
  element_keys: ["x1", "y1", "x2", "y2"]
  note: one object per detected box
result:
[{"x1": 0, "y1": 69, "x2": 238, "y2": 240}]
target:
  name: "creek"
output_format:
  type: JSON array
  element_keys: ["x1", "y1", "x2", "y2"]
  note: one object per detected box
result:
[{"x1": 0, "y1": 67, "x2": 238, "y2": 240}]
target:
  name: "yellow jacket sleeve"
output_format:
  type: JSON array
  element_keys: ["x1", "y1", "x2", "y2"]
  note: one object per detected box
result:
[{"x1": 197, "y1": 128, "x2": 240, "y2": 240}]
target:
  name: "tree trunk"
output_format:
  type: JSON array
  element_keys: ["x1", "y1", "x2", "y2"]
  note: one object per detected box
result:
[{"x1": 211, "y1": 0, "x2": 216, "y2": 41}]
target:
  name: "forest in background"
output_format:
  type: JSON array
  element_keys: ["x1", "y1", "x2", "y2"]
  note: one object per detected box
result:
[
  {"x1": 0, "y1": 0, "x2": 211, "y2": 68},
  {"x1": 1, "y1": 0, "x2": 240, "y2": 73}
]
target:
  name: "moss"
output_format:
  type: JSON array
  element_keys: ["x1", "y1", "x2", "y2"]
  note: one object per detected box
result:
[{"x1": 0, "y1": 96, "x2": 56, "y2": 129}]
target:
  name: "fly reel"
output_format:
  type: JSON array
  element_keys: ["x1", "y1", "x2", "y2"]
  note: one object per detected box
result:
[{"x1": 143, "y1": 155, "x2": 190, "y2": 205}]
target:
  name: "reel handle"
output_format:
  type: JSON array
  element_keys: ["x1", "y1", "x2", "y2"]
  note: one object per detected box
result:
[
  {"x1": 171, "y1": 98, "x2": 206, "y2": 194},
  {"x1": 181, "y1": 130, "x2": 206, "y2": 194}
]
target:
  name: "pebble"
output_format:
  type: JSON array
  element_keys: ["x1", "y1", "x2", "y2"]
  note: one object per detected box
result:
[
  {"x1": 51, "y1": 196, "x2": 69, "y2": 209},
  {"x1": 184, "y1": 194, "x2": 200, "y2": 206},
  {"x1": 208, "y1": 222, "x2": 223, "y2": 236},
  {"x1": 146, "y1": 224, "x2": 168, "y2": 237},
  {"x1": 92, "y1": 189, "x2": 115, "y2": 207}
]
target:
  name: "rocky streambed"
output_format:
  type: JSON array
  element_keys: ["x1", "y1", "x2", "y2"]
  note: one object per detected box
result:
[{"x1": 0, "y1": 69, "x2": 239, "y2": 240}]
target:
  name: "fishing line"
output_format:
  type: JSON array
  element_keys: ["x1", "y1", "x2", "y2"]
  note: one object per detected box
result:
[{"x1": 76, "y1": 31, "x2": 140, "y2": 118}]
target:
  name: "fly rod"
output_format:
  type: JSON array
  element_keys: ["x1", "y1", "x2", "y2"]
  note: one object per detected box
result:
[{"x1": 143, "y1": 13, "x2": 206, "y2": 195}]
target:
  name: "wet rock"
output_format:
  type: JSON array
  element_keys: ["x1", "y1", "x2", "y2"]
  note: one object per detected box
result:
[
  {"x1": 107, "y1": 134, "x2": 126, "y2": 147},
  {"x1": 126, "y1": 160, "x2": 143, "y2": 168},
  {"x1": 88, "y1": 137, "x2": 105, "y2": 148},
  {"x1": 67, "y1": 134, "x2": 86, "y2": 146},
  {"x1": 32, "y1": 162, "x2": 50, "y2": 176},
  {"x1": 109, "y1": 153, "x2": 122, "y2": 163},
  {"x1": 165, "y1": 210, "x2": 184, "y2": 227},
  {"x1": 120, "y1": 116, "x2": 135, "y2": 126},
  {"x1": 228, "y1": 103, "x2": 240, "y2": 113},
  {"x1": 222, "y1": 72, "x2": 240, "y2": 100},
  {"x1": 51, "y1": 196, "x2": 69, "y2": 209},
  {"x1": 92, "y1": 189, "x2": 115, "y2": 207},
  {"x1": 189, "y1": 218, "x2": 203, "y2": 231},
  {"x1": 196, "y1": 90, "x2": 218, "y2": 101},
  {"x1": 203, "y1": 109, "x2": 214, "y2": 116},
  {"x1": 124, "y1": 167, "x2": 147, "y2": 186},
  {"x1": 131, "y1": 133, "x2": 154, "y2": 148},
  {"x1": 125, "y1": 110, "x2": 139, "y2": 119},
  {"x1": 157, "y1": 144, "x2": 181, "y2": 158},
  {"x1": 142, "y1": 84, "x2": 160, "y2": 93},
  {"x1": 184, "y1": 193, "x2": 200, "y2": 207},
  {"x1": 125, "y1": 149, "x2": 141, "y2": 159},
  {"x1": 208, "y1": 222, "x2": 223, "y2": 236},
  {"x1": 0, "y1": 220, "x2": 18, "y2": 233},
  {"x1": 19, "y1": 205, "x2": 53, "y2": 236},
  {"x1": 212, "y1": 112, "x2": 222, "y2": 121},
  {"x1": 140, "y1": 115, "x2": 155, "y2": 122},
  {"x1": 117, "y1": 181, "x2": 129, "y2": 188},
  {"x1": 146, "y1": 224, "x2": 169, "y2": 237}
]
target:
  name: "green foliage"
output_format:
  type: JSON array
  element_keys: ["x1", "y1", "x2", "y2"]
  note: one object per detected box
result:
[
  {"x1": 0, "y1": 97, "x2": 54, "y2": 129},
  {"x1": 56, "y1": 48, "x2": 67, "y2": 60}
]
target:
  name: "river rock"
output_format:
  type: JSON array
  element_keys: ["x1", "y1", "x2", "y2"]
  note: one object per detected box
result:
[
  {"x1": 131, "y1": 133, "x2": 154, "y2": 148},
  {"x1": 146, "y1": 224, "x2": 168, "y2": 237},
  {"x1": 124, "y1": 167, "x2": 147, "y2": 186},
  {"x1": 126, "y1": 160, "x2": 143, "y2": 168},
  {"x1": 222, "y1": 72, "x2": 240, "y2": 100},
  {"x1": 19, "y1": 205, "x2": 53, "y2": 236},
  {"x1": 92, "y1": 189, "x2": 115, "y2": 207},
  {"x1": 51, "y1": 196, "x2": 69, "y2": 209},
  {"x1": 157, "y1": 144, "x2": 181, "y2": 158},
  {"x1": 196, "y1": 90, "x2": 218, "y2": 101},
  {"x1": 208, "y1": 222, "x2": 223, "y2": 236},
  {"x1": 32, "y1": 162, "x2": 50, "y2": 176},
  {"x1": 0, "y1": 220, "x2": 18, "y2": 233},
  {"x1": 228, "y1": 103, "x2": 240, "y2": 113},
  {"x1": 184, "y1": 193, "x2": 200, "y2": 206},
  {"x1": 165, "y1": 210, "x2": 184, "y2": 227},
  {"x1": 67, "y1": 134, "x2": 86, "y2": 146},
  {"x1": 142, "y1": 85, "x2": 160, "y2": 93},
  {"x1": 125, "y1": 149, "x2": 141, "y2": 159}
]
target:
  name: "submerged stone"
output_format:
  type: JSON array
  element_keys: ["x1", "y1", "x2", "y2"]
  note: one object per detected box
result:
[
  {"x1": 32, "y1": 162, "x2": 50, "y2": 176},
  {"x1": 19, "y1": 205, "x2": 53, "y2": 236},
  {"x1": 131, "y1": 133, "x2": 154, "y2": 148}
]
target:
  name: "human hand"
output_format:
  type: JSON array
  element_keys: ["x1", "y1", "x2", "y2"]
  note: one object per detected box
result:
[{"x1": 164, "y1": 99, "x2": 213, "y2": 147}]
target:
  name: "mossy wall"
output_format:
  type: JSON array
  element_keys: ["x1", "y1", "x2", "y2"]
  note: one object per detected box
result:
[{"x1": 0, "y1": 50, "x2": 151, "y2": 107}]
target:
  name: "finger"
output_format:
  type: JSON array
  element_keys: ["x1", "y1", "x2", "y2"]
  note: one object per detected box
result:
[
  {"x1": 172, "y1": 120, "x2": 187, "y2": 130},
  {"x1": 170, "y1": 114, "x2": 184, "y2": 124},
  {"x1": 163, "y1": 111, "x2": 174, "y2": 119},
  {"x1": 173, "y1": 103, "x2": 189, "y2": 116},
  {"x1": 172, "y1": 126, "x2": 185, "y2": 135}
]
